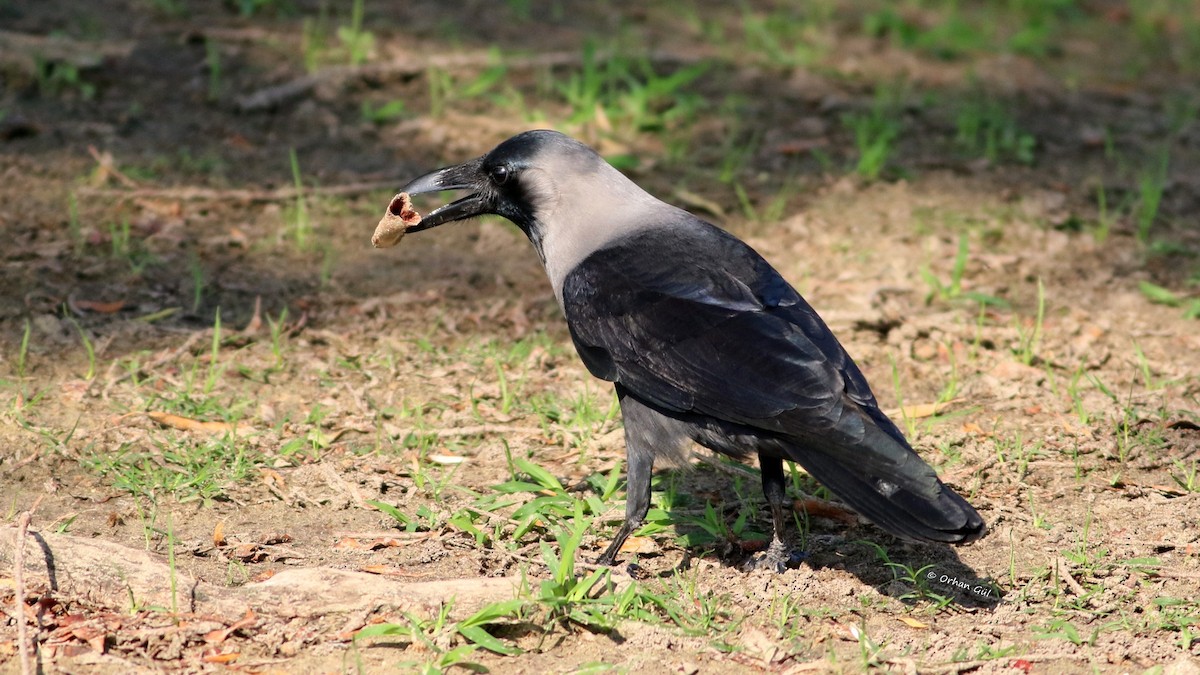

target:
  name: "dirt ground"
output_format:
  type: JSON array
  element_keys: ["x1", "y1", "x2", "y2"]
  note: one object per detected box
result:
[{"x1": 2, "y1": 1, "x2": 1199, "y2": 673}]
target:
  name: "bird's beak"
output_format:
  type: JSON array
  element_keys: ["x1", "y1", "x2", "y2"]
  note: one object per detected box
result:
[{"x1": 399, "y1": 157, "x2": 490, "y2": 233}]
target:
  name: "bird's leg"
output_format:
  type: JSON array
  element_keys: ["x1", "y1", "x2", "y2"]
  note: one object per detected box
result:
[
  {"x1": 596, "y1": 442, "x2": 654, "y2": 566},
  {"x1": 749, "y1": 455, "x2": 797, "y2": 573}
]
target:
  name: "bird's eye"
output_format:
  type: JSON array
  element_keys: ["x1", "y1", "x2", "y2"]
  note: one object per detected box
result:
[{"x1": 490, "y1": 164, "x2": 512, "y2": 185}]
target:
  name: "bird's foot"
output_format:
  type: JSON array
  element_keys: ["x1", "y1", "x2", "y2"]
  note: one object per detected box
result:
[{"x1": 746, "y1": 537, "x2": 805, "y2": 573}]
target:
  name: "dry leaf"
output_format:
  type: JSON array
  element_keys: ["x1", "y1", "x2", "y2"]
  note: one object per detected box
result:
[
  {"x1": 213, "y1": 520, "x2": 227, "y2": 547},
  {"x1": 259, "y1": 468, "x2": 285, "y2": 489},
  {"x1": 146, "y1": 411, "x2": 232, "y2": 434},
  {"x1": 893, "y1": 400, "x2": 957, "y2": 419},
  {"x1": 202, "y1": 651, "x2": 240, "y2": 664},
  {"x1": 898, "y1": 616, "x2": 928, "y2": 629},
  {"x1": 793, "y1": 497, "x2": 858, "y2": 524},
  {"x1": 428, "y1": 454, "x2": 466, "y2": 465},
  {"x1": 250, "y1": 569, "x2": 277, "y2": 583},
  {"x1": 72, "y1": 299, "x2": 126, "y2": 314},
  {"x1": 230, "y1": 543, "x2": 265, "y2": 562},
  {"x1": 334, "y1": 537, "x2": 367, "y2": 551},
  {"x1": 961, "y1": 422, "x2": 987, "y2": 436},
  {"x1": 617, "y1": 536, "x2": 657, "y2": 554},
  {"x1": 204, "y1": 610, "x2": 257, "y2": 645}
]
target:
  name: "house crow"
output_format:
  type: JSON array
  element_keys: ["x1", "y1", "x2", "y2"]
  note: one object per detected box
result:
[{"x1": 396, "y1": 129, "x2": 986, "y2": 570}]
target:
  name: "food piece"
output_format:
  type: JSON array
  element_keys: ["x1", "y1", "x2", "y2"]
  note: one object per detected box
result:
[{"x1": 371, "y1": 192, "x2": 422, "y2": 248}]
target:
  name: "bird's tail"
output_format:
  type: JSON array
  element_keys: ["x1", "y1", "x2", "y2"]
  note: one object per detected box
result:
[{"x1": 786, "y1": 424, "x2": 986, "y2": 544}]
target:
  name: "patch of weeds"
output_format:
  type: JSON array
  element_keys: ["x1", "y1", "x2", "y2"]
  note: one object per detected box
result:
[
  {"x1": 1133, "y1": 148, "x2": 1170, "y2": 244},
  {"x1": 528, "y1": 383, "x2": 620, "y2": 454},
  {"x1": 187, "y1": 251, "x2": 206, "y2": 313},
  {"x1": 361, "y1": 99, "x2": 409, "y2": 124},
  {"x1": 337, "y1": 0, "x2": 374, "y2": 66},
  {"x1": 954, "y1": 90, "x2": 1035, "y2": 164},
  {"x1": 283, "y1": 149, "x2": 312, "y2": 249},
  {"x1": 738, "y1": 3, "x2": 832, "y2": 67},
  {"x1": 300, "y1": 12, "x2": 328, "y2": 73},
  {"x1": 1090, "y1": 182, "x2": 1122, "y2": 244},
  {"x1": 861, "y1": 541, "x2": 955, "y2": 610},
  {"x1": 355, "y1": 599, "x2": 525, "y2": 671},
  {"x1": 36, "y1": 59, "x2": 96, "y2": 100},
  {"x1": 548, "y1": 42, "x2": 709, "y2": 141},
  {"x1": 82, "y1": 434, "x2": 263, "y2": 504},
  {"x1": 490, "y1": 450, "x2": 617, "y2": 545},
  {"x1": 657, "y1": 572, "x2": 739, "y2": 638},
  {"x1": 863, "y1": 5, "x2": 984, "y2": 60},
  {"x1": 952, "y1": 641, "x2": 1021, "y2": 663},
  {"x1": 1112, "y1": 402, "x2": 1170, "y2": 464},
  {"x1": 889, "y1": 356, "x2": 918, "y2": 440},
  {"x1": 533, "y1": 503, "x2": 618, "y2": 631},
  {"x1": 673, "y1": 462, "x2": 766, "y2": 553},
  {"x1": 1032, "y1": 618, "x2": 1096, "y2": 646},
  {"x1": 104, "y1": 219, "x2": 156, "y2": 274},
  {"x1": 732, "y1": 178, "x2": 796, "y2": 225},
  {"x1": 715, "y1": 111, "x2": 762, "y2": 184},
  {"x1": 1171, "y1": 459, "x2": 1200, "y2": 493},
  {"x1": 15, "y1": 318, "x2": 32, "y2": 385},
  {"x1": 1014, "y1": 278, "x2": 1045, "y2": 366},
  {"x1": 1137, "y1": 280, "x2": 1200, "y2": 320},
  {"x1": 63, "y1": 316, "x2": 97, "y2": 380},
  {"x1": 919, "y1": 233, "x2": 1007, "y2": 307},
  {"x1": 993, "y1": 432, "x2": 1043, "y2": 481},
  {"x1": 1150, "y1": 597, "x2": 1200, "y2": 643},
  {"x1": 841, "y1": 84, "x2": 904, "y2": 181},
  {"x1": 205, "y1": 39, "x2": 222, "y2": 102},
  {"x1": 850, "y1": 621, "x2": 891, "y2": 670},
  {"x1": 427, "y1": 57, "x2": 515, "y2": 118}
]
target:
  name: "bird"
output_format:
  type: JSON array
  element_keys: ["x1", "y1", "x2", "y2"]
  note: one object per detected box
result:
[{"x1": 395, "y1": 129, "x2": 986, "y2": 571}]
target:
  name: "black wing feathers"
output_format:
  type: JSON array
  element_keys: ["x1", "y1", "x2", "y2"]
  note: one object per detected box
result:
[{"x1": 562, "y1": 219, "x2": 984, "y2": 544}]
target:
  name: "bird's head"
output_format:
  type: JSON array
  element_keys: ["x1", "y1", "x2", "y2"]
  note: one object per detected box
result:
[
  {"x1": 400, "y1": 130, "x2": 588, "y2": 232},
  {"x1": 400, "y1": 129, "x2": 674, "y2": 299}
]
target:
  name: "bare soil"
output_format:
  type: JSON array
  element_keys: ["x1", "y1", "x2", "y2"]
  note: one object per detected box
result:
[{"x1": 2, "y1": 1, "x2": 1199, "y2": 673}]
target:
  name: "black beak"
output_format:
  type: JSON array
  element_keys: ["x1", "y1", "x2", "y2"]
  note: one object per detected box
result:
[{"x1": 400, "y1": 157, "x2": 491, "y2": 232}]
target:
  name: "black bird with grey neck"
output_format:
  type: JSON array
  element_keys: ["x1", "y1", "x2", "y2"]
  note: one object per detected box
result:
[{"x1": 396, "y1": 129, "x2": 985, "y2": 570}]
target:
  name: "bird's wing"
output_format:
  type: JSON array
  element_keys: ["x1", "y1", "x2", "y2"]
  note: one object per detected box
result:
[
  {"x1": 562, "y1": 223, "x2": 898, "y2": 445},
  {"x1": 563, "y1": 222, "x2": 985, "y2": 543}
]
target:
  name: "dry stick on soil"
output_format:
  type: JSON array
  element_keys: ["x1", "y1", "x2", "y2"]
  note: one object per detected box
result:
[
  {"x1": 13, "y1": 512, "x2": 32, "y2": 675},
  {"x1": 235, "y1": 49, "x2": 694, "y2": 112},
  {"x1": 424, "y1": 424, "x2": 544, "y2": 438},
  {"x1": 0, "y1": 29, "x2": 134, "y2": 74},
  {"x1": 12, "y1": 498, "x2": 44, "y2": 675},
  {"x1": 1057, "y1": 557, "x2": 1089, "y2": 598},
  {"x1": 76, "y1": 178, "x2": 403, "y2": 204}
]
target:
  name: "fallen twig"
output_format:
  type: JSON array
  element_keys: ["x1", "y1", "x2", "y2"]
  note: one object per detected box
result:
[
  {"x1": 236, "y1": 49, "x2": 695, "y2": 111},
  {"x1": 12, "y1": 499, "x2": 43, "y2": 675},
  {"x1": 0, "y1": 29, "x2": 133, "y2": 75},
  {"x1": 75, "y1": 178, "x2": 402, "y2": 204},
  {"x1": 1056, "y1": 557, "x2": 1089, "y2": 598},
  {"x1": 428, "y1": 424, "x2": 544, "y2": 438}
]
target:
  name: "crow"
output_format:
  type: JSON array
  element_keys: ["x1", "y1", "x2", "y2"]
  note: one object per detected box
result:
[{"x1": 394, "y1": 129, "x2": 985, "y2": 570}]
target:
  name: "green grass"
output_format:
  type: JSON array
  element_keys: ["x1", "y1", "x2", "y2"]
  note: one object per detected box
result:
[
  {"x1": 842, "y1": 85, "x2": 903, "y2": 181},
  {"x1": 547, "y1": 42, "x2": 709, "y2": 142},
  {"x1": 82, "y1": 434, "x2": 262, "y2": 504},
  {"x1": 954, "y1": 90, "x2": 1035, "y2": 164},
  {"x1": 1134, "y1": 148, "x2": 1171, "y2": 244},
  {"x1": 284, "y1": 149, "x2": 312, "y2": 249},
  {"x1": 337, "y1": 0, "x2": 374, "y2": 66}
]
